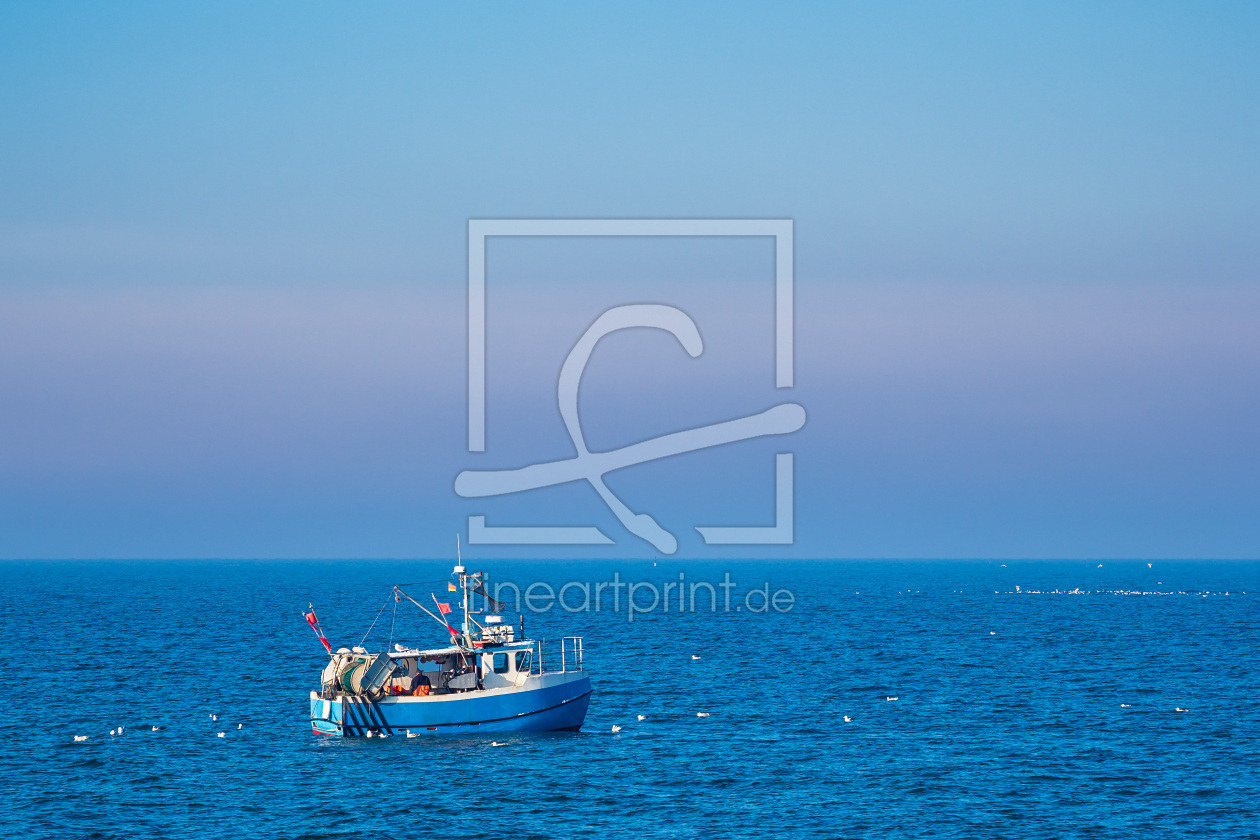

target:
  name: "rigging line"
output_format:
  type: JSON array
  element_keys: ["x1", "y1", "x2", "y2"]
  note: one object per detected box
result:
[
  {"x1": 359, "y1": 593, "x2": 392, "y2": 648},
  {"x1": 387, "y1": 598, "x2": 398, "y2": 650}
]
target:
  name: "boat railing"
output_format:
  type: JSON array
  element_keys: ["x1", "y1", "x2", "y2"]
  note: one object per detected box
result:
[{"x1": 532, "y1": 636, "x2": 585, "y2": 673}]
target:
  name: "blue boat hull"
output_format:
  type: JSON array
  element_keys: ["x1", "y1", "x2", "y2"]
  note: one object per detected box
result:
[{"x1": 310, "y1": 672, "x2": 591, "y2": 737}]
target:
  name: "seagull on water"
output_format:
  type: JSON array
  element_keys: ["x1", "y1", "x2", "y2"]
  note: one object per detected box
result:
[
  {"x1": 152, "y1": 726, "x2": 163, "y2": 732},
  {"x1": 210, "y1": 714, "x2": 217, "y2": 722},
  {"x1": 887, "y1": 696, "x2": 898, "y2": 701},
  {"x1": 638, "y1": 715, "x2": 647, "y2": 721},
  {"x1": 1121, "y1": 704, "x2": 1132, "y2": 707},
  {"x1": 406, "y1": 730, "x2": 419, "y2": 738},
  {"x1": 691, "y1": 655, "x2": 701, "y2": 661},
  {"x1": 697, "y1": 712, "x2": 711, "y2": 717},
  {"x1": 216, "y1": 732, "x2": 225, "y2": 738},
  {"x1": 990, "y1": 631, "x2": 996, "y2": 635},
  {"x1": 110, "y1": 729, "x2": 116, "y2": 736},
  {"x1": 237, "y1": 723, "x2": 242, "y2": 730},
  {"x1": 844, "y1": 716, "x2": 852, "y2": 723},
  {"x1": 73, "y1": 735, "x2": 88, "y2": 742},
  {"x1": 1175, "y1": 707, "x2": 1187, "y2": 712},
  {"x1": 611, "y1": 725, "x2": 621, "y2": 733},
  {"x1": 366, "y1": 731, "x2": 375, "y2": 738}
]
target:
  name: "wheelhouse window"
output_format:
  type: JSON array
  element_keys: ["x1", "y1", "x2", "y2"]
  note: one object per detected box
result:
[
  {"x1": 515, "y1": 651, "x2": 532, "y2": 673},
  {"x1": 492, "y1": 653, "x2": 510, "y2": 674}
]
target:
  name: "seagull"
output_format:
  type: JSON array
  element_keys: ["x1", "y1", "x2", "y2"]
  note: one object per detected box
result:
[
  {"x1": 1147, "y1": 563, "x2": 1152, "y2": 568},
  {"x1": 637, "y1": 715, "x2": 647, "y2": 721},
  {"x1": 210, "y1": 714, "x2": 217, "y2": 722},
  {"x1": 990, "y1": 631, "x2": 996, "y2": 635},
  {"x1": 152, "y1": 726, "x2": 163, "y2": 732},
  {"x1": 237, "y1": 724, "x2": 243, "y2": 730},
  {"x1": 1001, "y1": 564, "x2": 1006, "y2": 567},
  {"x1": 406, "y1": 731, "x2": 419, "y2": 738},
  {"x1": 217, "y1": 732, "x2": 225, "y2": 738},
  {"x1": 1175, "y1": 707, "x2": 1187, "y2": 712},
  {"x1": 110, "y1": 729, "x2": 116, "y2": 736},
  {"x1": 844, "y1": 715, "x2": 852, "y2": 723},
  {"x1": 1121, "y1": 704, "x2": 1131, "y2": 708},
  {"x1": 491, "y1": 741, "x2": 505, "y2": 746},
  {"x1": 696, "y1": 712, "x2": 711, "y2": 718},
  {"x1": 887, "y1": 696, "x2": 898, "y2": 701},
  {"x1": 118, "y1": 726, "x2": 124, "y2": 735},
  {"x1": 73, "y1": 735, "x2": 88, "y2": 742},
  {"x1": 691, "y1": 655, "x2": 701, "y2": 661},
  {"x1": 366, "y1": 731, "x2": 375, "y2": 738},
  {"x1": 611, "y1": 725, "x2": 621, "y2": 733}
]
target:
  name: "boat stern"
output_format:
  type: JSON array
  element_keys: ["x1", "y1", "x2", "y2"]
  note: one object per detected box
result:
[{"x1": 309, "y1": 691, "x2": 344, "y2": 736}]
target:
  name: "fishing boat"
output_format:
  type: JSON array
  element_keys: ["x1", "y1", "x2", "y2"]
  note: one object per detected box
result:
[{"x1": 306, "y1": 563, "x2": 591, "y2": 737}]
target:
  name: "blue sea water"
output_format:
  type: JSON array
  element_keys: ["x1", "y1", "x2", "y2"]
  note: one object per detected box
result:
[{"x1": 2, "y1": 559, "x2": 1258, "y2": 839}]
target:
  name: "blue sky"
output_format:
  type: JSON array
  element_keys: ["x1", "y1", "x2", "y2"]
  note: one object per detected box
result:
[{"x1": 1, "y1": 2, "x2": 1257, "y2": 558}]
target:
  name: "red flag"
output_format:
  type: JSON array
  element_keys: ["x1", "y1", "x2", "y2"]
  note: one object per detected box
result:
[
  {"x1": 436, "y1": 602, "x2": 452, "y2": 615},
  {"x1": 304, "y1": 610, "x2": 332, "y2": 653}
]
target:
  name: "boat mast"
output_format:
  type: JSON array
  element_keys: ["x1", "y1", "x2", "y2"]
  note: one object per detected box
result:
[{"x1": 457, "y1": 534, "x2": 470, "y2": 648}]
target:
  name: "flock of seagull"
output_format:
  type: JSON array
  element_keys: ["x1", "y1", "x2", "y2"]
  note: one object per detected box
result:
[
  {"x1": 610, "y1": 655, "x2": 709, "y2": 733},
  {"x1": 610, "y1": 711, "x2": 711, "y2": 734},
  {"x1": 72, "y1": 715, "x2": 241, "y2": 743}
]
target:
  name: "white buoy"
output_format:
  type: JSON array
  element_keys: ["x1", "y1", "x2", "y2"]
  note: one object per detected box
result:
[
  {"x1": 73, "y1": 735, "x2": 88, "y2": 742},
  {"x1": 696, "y1": 712, "x2": 710, "y2": 717},
  {"x1": 611, "y1": 725, "x2": 621, "y2": 733}
]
